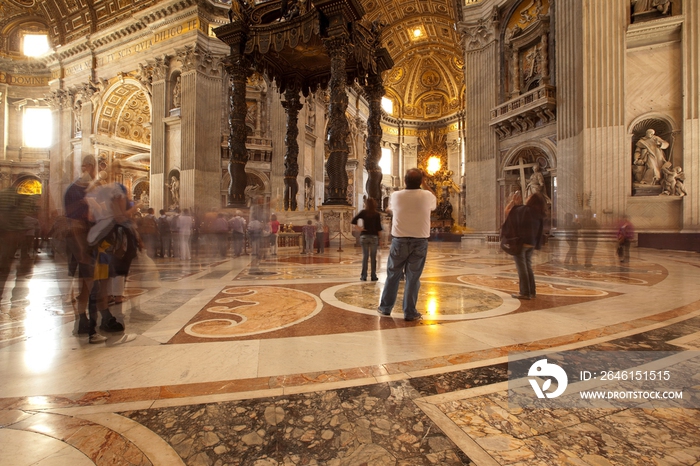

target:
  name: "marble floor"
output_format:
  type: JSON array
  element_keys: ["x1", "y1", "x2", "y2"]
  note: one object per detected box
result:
[{"x1": 1, "y1": 239, "x2": 700, "y2": 465}]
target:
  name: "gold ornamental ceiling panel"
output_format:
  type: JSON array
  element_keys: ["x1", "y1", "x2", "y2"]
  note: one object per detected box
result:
[{"x1": 97, "y1": 81, "x2": 151, "y2": 146}]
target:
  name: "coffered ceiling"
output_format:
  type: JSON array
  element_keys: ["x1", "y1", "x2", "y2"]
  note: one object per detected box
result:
[{"x1": 0, "y1": 0, "x2": 465, "y2": 121}]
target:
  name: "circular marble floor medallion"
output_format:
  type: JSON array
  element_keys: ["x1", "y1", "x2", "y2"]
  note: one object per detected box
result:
[{"x1": 321, "y1": 281, "x2": 518, "y2": 320}]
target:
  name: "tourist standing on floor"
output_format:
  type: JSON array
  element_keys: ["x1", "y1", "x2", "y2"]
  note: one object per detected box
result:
[
  {"x1": 269, "y1": 214, "x2": 280, "y2": 255},
  {"x1": 230, "y1": 210, "x2": 246, "y2": 257},
  {"x1": 314, "y1": 214, "x2": 325, "y2": 253},
  {"x1": 564, "y1": 212, "x2": 581, "y2": 265},
  {"x1": 302, "y1": 220, "x2": 315, "y2": 255},
  {"x1": 60, "y1": 155, "x2": 99, "y2": 338},
  {"x1": 177, "y1": 208, "x2": 193, "y2": 260},
  {"x1": 378, "y1": 168, "x2": 436, "y2": 321},
  {"x1": 351, "y1": 197, "x2": 383, "y2": 281},
  {"x1": 508, "y1": 192, "x2": 546, "y2": 300}
]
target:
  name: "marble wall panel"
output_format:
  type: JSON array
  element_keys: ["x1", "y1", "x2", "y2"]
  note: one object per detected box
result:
[{"x1": 626, "y1": 196, "x2": 682, "y2": 230}]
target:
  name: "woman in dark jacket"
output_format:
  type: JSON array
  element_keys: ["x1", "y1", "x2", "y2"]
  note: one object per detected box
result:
[
  {"x1": 509, "y1": 192, "x2": 546, "y2": 299},
  {"x1": 351, "y1": 198, "x2": 383, "y2": 281}
]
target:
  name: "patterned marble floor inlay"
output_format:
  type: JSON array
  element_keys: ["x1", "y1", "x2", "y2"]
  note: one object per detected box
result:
[{"x1": 182, "y1": 286, "x2": 322, "y2": 339}]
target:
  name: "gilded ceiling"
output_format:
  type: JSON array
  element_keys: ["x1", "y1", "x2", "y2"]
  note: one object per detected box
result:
[{"x1": 0, "y1": 0, "x2": 465, "y2": 121}]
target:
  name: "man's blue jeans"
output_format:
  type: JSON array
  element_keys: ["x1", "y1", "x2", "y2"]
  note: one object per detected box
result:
[
  {"x1": 360, "y1": 234, "x2": 379, "y2": 279},
  {"x1": 379, "y1": 237, "x2": 428, "y2": 318},
  {"x1": 513, "y1": 246, "x2": 535, "y2": 297}
]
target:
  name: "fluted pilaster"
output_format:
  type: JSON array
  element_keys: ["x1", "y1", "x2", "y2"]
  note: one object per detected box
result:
[
  {"x1": 150, "y1": 80, "x2": 166, "y2": 212},
  {"x1": 683, "y1": 0, "x2": 700, "y2": 228},
  {"x1": 554, "y1": 0, "x2": 585, "y2": 223},
  {"x1": 582, "y1": 0, "x2": 627, "y2": 224}
]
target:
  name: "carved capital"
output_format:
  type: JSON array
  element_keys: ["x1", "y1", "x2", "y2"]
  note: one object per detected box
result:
[
  {"x1": 457, "y1": 8, "x2": 499, "y2": 52},
  {"x1": 151, "y1": 55, "x2": 171, "y2": 81},
  {"x1": 45, "y1": 89, "x2": 70, "y2": 109}
]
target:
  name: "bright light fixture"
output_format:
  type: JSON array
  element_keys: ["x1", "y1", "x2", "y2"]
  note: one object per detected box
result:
[
  {"x1": 413, "y1": 28, "x2": 422, "y2": 38},
  {"x1": 426, "y1": 156, "x2": 441, "y2": 175}
]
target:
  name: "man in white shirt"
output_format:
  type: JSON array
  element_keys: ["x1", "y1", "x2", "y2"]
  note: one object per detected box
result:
[{"x1": 378, "y1": 168, "x2": 436, "y2": 321}]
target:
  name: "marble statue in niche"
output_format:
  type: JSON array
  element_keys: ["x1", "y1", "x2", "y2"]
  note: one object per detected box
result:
[
  {"x1": 166, "y1": 175, "x2": 180, "y2": 209},
  {"x1": 526, "y1": 164, "x2": 545, "y2": 198},
  {"x1": 172, "y1": 76, "x2": 182, "y2": 109},
  {"x1": 633, "y1": 129, "x2": 669, "y2": 185}
]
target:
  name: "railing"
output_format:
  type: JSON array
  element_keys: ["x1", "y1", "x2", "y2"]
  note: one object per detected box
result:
[{"x1": 490, "y1": 85, "x2": 556, "y2": 123}]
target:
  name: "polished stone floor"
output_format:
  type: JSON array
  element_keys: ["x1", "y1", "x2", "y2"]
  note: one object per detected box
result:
[{"x1": 1, "y1": 238, "x2": 700, "y2": 465}]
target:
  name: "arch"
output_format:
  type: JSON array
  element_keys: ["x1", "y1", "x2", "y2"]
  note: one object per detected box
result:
[
  {"x1": 501, "y1": 138, "x2": 557, "y2": 174},
  {"x1": 94, "y1": 77, "x2": 152, "y2": 146},
  {"x1": 13, "y1": 175, "x2": 42, "y2": 195}
]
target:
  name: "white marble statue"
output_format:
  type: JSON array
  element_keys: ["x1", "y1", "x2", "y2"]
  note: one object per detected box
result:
[{"x1": 633, "y1": 129, "x2": 669, "y2": 185}]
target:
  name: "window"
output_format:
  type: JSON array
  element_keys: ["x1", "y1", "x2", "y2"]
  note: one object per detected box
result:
[
  {"x1": 23, "y1": 108, "x2": 52, "y2": 148},
  {"x1": 381, "y1": 97, "x2": 393, "y2": 115},
  {"x1": 23, "y1": 34, "x2": 49, "y2": 57},
  {"x1": 379, "y1": 147, "x2": 392, "y2": 174}
]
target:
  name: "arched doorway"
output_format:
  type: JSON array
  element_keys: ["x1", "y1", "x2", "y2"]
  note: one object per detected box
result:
[{"x1": 501, "y1": 142, "x2": 557, "y2": 232}]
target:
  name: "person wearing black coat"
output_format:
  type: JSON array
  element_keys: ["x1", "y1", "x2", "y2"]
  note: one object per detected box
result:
[{"x1": 509, "y1": 192, "x2": 546, "y2": 300}]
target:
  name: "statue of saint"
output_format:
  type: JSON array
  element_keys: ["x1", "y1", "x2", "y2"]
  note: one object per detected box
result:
[
  {"x1": 172, "y1": 77, "x2": 182, "y2": 109},
  {"x1": 166, "y1": 176, "x2": 180, "y2": 208},
  {"x1": 633, "y1": 129, "x2": 669, "y2": 185},
  {"x1": 526, "y1": 165, "x2": 545, "y2": 198}
]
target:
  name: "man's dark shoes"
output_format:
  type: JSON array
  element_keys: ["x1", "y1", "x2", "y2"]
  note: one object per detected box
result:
[
  {"x1": 100, "y1": 316, "x2": 125, "y2": 332},
  {"x1": 377, "y1": 308, "x2": 391, "y2": 316},
  {"x1": 371, "y1": 276, "x2": 379, "y2": 281},
  {"x1": 404, "y1": 313, "x2": 423, "y2": 322},
  {"x1": 511, "y1": 294, "x2": 531, "y2": 300}
]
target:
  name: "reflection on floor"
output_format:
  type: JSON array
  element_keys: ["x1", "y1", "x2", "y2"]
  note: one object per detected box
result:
[{"x1": 2, "y1": 240, "x2": 700, "y2": 465}]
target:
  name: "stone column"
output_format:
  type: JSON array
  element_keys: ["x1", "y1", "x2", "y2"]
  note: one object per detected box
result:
[
  {"x1": 282, "y1": 87, "x2": 303, "y2": 211},
  {"x1": 683, "y1": 0, "x2": 700, "y2": 229},
  {"x1": 45, "y1": 89, "x2": 73, "y2": 213},
  {"x1": 226, "y1": 55, "x2": 252, "y2": 207},
  {"x1": 323, "y1": 37, "x2": 351, "y2": 206},
  {"x1": 363, "y1": 72, "x2": 384, "y2": 208}
]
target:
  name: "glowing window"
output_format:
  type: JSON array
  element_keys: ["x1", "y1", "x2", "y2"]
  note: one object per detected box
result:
[
  {"x1": 23, "y1": 108, "x2": 52, "y2": 148},
  {"x1": 379, "y1": 147, "x2": 392, "y2": 174},
  {"x1": 23, "y1": 34, "x2": 49, "y2": 57},
  {"x1": 381, "y1": 97, "x2": 393, "y2": 115},
  {"x1": 16, "y1": 178, "x2": 43, "y2": 195}
]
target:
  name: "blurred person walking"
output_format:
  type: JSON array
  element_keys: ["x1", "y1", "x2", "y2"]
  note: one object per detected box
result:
[
  {"x1": 0, "y1": 189, "x2": 36, "y2": 302},
  {"x1": 61, "y1": 155, "x2": 101, "y2": 340},
  {"x1": 351, "y1": 198, "x2": 383, "y2": 281},
  {"x1": 314, "y1": 215, "x2": 325, "y2": 254},
  {"x1": 157, "y1": 209, "x2": 172, "y2": 257},
  {"x1": 378, "y1": 169, "x2": 436, "y2": 321},
  {"x1": 302, "y1": 220, "x2": 315, "y2": 255},
  {"x1": 616, "y1": 216, "x2": 635, "y2": 263},
  {"x1": 269, "y1": 214, "x2": 280, "y2": 256},
  {"x1": 230, "y1": 210, "x2": 246, "y2": 257},
  {"x1": 212, "y1": 213, "x2": 230, "y2": 257},
  {"x1": 177, "y1": 209, "x2": 193, "y2": 260}
]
